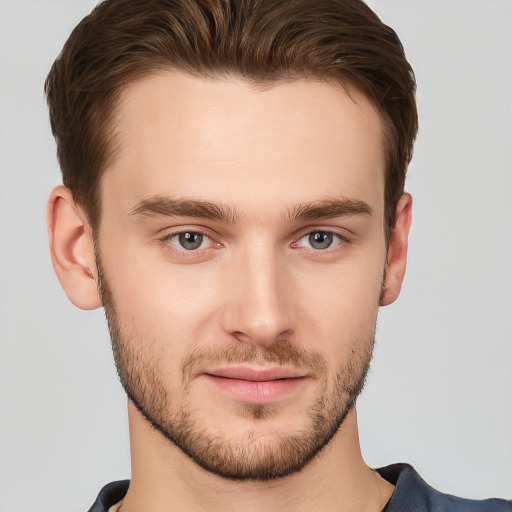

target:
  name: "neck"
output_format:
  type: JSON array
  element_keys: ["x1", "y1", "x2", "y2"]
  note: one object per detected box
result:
[{"x1": 119, "y1": 402, "x2": 394, "y2": 512}]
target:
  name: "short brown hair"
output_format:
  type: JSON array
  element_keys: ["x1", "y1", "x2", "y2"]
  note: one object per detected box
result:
[{"x1": 45, "y1": 0, "x2": 417, "y2": 236}]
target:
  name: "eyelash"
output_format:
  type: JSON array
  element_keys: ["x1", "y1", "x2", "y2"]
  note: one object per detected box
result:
[
  {"x1": 159, "y1": 230, "x2": 218, "y2": 253},
  {"x1": 292, "y1": 231, "x2": 347, "y2": 252},
  {"x1": 159, "y1": 228, "x2": 349, "y2": 256}
]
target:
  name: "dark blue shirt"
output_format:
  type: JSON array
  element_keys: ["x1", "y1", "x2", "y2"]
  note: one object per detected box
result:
[
  {"x1": 87, "y1": 464, "x2": 512, "y2": 511},
  {"x1": 377, "y1": 464, "x2": 511, "y2": 512}
]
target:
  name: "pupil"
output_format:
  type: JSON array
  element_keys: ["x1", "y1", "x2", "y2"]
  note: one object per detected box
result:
[
  {"x1": 179, "y1": 232, "x2": 203, "y2": 250},
  {"x1": 309, "y1": 232, "x2": 332, "y2": 249}
]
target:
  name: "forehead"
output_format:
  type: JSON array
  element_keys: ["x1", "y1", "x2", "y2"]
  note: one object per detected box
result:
[{"x1": 104, "y1": 71, "x2": 385, "y2": 218}]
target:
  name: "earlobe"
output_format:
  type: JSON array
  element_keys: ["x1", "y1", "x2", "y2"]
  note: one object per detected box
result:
[
  {"x1": 47, "y1": 185, "x2": 102, "y2": 310},
  {"x1": 380, "y1": 193, "x2": 413, "y2": 306}
]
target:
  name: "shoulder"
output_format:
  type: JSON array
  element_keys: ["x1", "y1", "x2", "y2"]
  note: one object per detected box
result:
[
  {"x1": 86, "y1": 480, "x2": 130, "y2": 512},
  {"x1": 377, "y1": 464, "x2": 512, "y2": 512}
]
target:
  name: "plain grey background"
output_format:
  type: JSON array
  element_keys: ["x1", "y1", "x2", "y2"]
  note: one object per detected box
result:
[{"x1": 0, "y1": 1, "x2": 511, "y2": 510}]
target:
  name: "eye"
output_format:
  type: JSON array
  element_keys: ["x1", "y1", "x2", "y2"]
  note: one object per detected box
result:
[
  {"x1": 296, "y1": 231, "x2": 344, "y2": 250},
  {"x1": 166, "y1": 231, "x2": 211, "y2": 251}
]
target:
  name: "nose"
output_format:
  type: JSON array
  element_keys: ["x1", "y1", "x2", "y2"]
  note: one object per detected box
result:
[{"x1": 221, "y1": 246, "x2": 294, "y2": 347}]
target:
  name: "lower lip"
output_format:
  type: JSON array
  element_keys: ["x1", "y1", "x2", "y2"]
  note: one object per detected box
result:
[{"x1": 204, "y1": 375, "x2": 308, "y2": 403}]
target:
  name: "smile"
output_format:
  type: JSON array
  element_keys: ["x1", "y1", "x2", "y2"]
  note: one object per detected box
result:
[{"x1": 203, "y1": 366, "x2": 309, "y2": 403}]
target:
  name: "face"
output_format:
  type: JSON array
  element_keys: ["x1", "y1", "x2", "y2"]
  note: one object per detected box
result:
[{"x1": 96, "y1": 72, "x2": 388, "y2": 480}]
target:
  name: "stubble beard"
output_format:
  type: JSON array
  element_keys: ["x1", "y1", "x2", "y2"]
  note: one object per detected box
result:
[{"x1": 97, "y1": 257, "x2": 376, "y2": 482}]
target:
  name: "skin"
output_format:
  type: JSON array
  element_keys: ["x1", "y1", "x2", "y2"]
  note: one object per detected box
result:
[{"x1": 47, "y1": 72, "x2": 412, "y2": 512}]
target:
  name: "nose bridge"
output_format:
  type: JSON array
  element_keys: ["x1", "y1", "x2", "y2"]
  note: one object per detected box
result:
[{"x1": 222, "y1": 241, "x2": 292, "y2": 345}]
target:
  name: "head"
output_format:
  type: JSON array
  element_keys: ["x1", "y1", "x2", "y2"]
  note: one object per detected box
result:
[
  {"x1": 45, "y1": 0, "x2": 416, "y2": 241},
  {"x1": 46, "y1": 0, "x2": 416, "y2": 481}
]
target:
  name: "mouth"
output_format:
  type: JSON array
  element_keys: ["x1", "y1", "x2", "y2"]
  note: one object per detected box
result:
[{"x1": 202, "y1": 366, "x2": 309, "y2": 403}]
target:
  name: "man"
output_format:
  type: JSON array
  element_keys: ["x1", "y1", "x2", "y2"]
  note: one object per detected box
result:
[{"x1": 44, "y1": 0, "x2": 511, "y2": 511}]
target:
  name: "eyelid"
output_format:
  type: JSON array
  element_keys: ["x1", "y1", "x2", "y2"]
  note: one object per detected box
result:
[
  {"x1": 158, "y1": 227, "x2": 221, "y2": 253},
  {"x1": 291, "y1": 228, "x2": 350, "y2": 251},
  {"x1": 156, "y1": 225, "x2": 350, "y2": 255}
]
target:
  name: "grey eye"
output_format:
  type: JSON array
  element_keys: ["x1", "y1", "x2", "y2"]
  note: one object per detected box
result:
[
  {"x1": 178, "y1": 232, "x2": 204, "y2": 250},
  {"x1": 308, "y1": 231, "x2": 334, "y2": 250}
]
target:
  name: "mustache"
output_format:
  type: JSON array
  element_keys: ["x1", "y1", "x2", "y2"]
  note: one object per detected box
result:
[{"x1": 182, "y1": 339, "x2": 327, "y2": 383}]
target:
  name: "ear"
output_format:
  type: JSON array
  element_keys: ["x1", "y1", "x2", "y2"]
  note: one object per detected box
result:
[
  {"x1": 47, "y1": 185, "x2": 102, "y2": 310},
  {"x1": 380, "y1": 192, "x2": 413, "y2": 306}
]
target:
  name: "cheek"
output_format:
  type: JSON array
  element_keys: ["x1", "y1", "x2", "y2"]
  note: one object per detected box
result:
[
  {"x1": 100, "y1": 241, "x2": 225, "y2": 348},
  {"x1": 293, "y1": 252, "x2": 384, "y2": 352}
]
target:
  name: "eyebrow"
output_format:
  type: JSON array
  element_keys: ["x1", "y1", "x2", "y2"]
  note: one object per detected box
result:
[
  {"x1": 287, "y1": 198, "x2": 372, "y2": 221},
  {"x1": 130, "y1": 195, "x2": 372, "y2": 224},
  {"x1": 130, "y1": 196, "x2": 239, "y2": 223}
]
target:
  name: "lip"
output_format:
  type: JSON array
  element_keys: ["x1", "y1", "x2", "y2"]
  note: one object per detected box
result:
[
  {"x1": 206, "y1": 366, "x2": 308, "y2": 381},
  {"x1": 203, "y1": 366, "x2": 309, "y2": 404}
]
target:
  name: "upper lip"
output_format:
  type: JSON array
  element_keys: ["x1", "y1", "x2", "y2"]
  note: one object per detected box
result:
[{"x1": 205, "y1": 366, "x2": 308, "y2": 381}]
